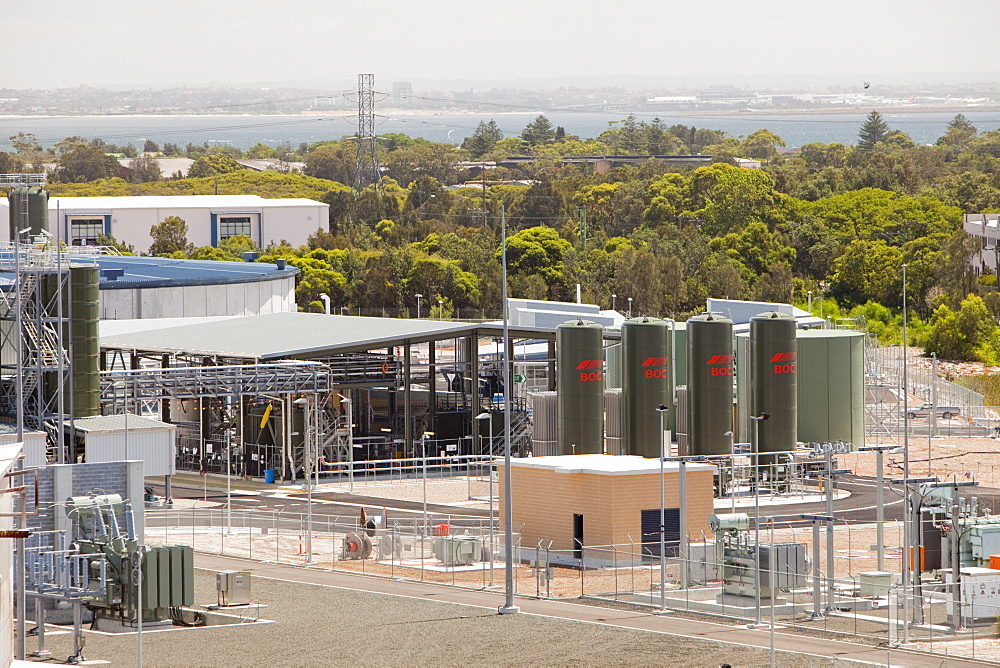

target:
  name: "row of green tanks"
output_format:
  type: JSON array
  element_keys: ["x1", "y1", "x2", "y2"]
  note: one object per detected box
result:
[{"x1": 553, "y1": 311, "x2": 801, "y2": 463}]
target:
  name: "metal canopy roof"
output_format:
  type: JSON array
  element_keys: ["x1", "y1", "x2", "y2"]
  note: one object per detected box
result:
[
  {"x1": 94, "y1": 255, "x2": 299, "y2": 290},
  {"x1": 100, "y1": 312, "x2": 555, "y2": 361}
]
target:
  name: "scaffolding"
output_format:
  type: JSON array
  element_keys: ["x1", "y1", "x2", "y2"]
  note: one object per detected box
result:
[{"x1": 0, "y1": 176, "x2": 84, "y2": 462}]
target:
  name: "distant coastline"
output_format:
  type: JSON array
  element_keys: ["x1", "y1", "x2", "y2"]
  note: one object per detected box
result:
[
  {"x1": 2, "y1": 103, "x2": 999, "y2": 119},
  {"x1": 1, "y1": 108, "x2": 997, "y2": 150}
]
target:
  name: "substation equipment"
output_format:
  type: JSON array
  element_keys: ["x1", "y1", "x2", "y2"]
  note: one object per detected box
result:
[
  {"x1": 709, "y1": 513, "x2": 807, "y2": 599},
  {"x1": 21, "y1": 492, "x2": 194, "y2": 660}
]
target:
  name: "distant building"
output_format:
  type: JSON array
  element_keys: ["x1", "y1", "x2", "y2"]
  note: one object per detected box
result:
[
  {"x1": 0, "y1": 194, "x2": 329, "y2": 253},
  {"x1": 392, "y1": 81, "x2": 413, "y2": 106},
  {"x1": 733, "y1": 157, "x2": 762, "y2": 169},
  {"x1": 964, "y1": 213, "x2": 1000, "y2": 274},
  {"x1": 116, "y1": 156, "x2": 194, "y2": 180}
]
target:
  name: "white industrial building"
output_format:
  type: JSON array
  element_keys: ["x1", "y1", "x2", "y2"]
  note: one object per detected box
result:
[
  {"x1": 965, "y1": 213, "x2": 1000, "y2": 275},
  {"x1": 0, "y1": 195, "x2": 329, "y2": 253}
]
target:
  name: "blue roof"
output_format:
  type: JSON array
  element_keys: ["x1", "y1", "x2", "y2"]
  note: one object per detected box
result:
[{"x1": 93, "y1": 255, "x2": 299, "y2": 290}]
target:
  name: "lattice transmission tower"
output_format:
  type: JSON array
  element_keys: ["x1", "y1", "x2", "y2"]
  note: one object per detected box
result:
[{"x1": 354, "y1": 73, "x2": 380, "y2": 191}]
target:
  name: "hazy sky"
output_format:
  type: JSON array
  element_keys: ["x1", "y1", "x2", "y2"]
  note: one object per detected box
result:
[{"x1": 6, "y1": 0, "x2": 998, "y2": 90}]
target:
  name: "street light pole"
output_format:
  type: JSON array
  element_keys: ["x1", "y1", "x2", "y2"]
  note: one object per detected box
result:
[
  {"x1": 656, "y1": 405, "x2": 669, "y2": 613},
  {"x1": 499, "y1": 204, "x2": 519, "y2": 615},
  {"x1": 749, "y1": 413, "x2": 769, "y2": 627},
  {"x1": 476, "y1": 412, "x2": 494, "y2": 587},
  {"x1": 421, "y1": 431, "x2": 433, "y2": 533},
  {"x1": 627, "y1": 297, "x2": 633, "y2": 319},
  {"x1": 293, "y1": 396, "x2": 314, "y2": 563},
  {"x1": 611, "y1": 294, "x2": 617, "y2": 312},
  {"x1": 415, "y1": 293, "x2": 422, "y2": 319},
  {"x1": 901, "y1": 262, "x2": 911, "y2": 638}
]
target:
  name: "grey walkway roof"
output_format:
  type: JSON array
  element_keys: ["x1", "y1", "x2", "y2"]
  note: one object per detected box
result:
[{"x1": 100, "y1": 312, "x2": 554, "y2": 360}]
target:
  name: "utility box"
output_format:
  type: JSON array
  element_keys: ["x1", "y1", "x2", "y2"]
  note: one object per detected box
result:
[
  {"x1": 859, "y1": 571, "x2": 893, "y2": 597},
  {"x1": 688, "y1": 542, "x2": 719, "y2": 583},
  {"x1": 945, "y1": 567, "x2": 1000, "y2": 626},
  {"x1": 216, "y1": 570, "x2": 251, "y2": 606}
]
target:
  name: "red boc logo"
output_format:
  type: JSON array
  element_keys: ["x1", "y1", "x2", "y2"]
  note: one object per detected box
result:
[
  {"x1": 641, "y1": 357, "x2": 669, "y2": 378},
  {"x1": 706, "y1": 354, "x2": 733, "y2": 376},
  {"x1": 576, "y1": 359, "x2": 603, "y2": 381},
  {"x1": 770, "y1": 352, "x2": 796, "y2": 374}
]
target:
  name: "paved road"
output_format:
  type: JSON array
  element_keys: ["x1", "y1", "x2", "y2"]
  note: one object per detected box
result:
[
  {"x1": 151, "y1": 471, "x2": 1000, "y2": 530},
  {"x1": 194, "y1": 553, "x2": 993, "y2": 667}
]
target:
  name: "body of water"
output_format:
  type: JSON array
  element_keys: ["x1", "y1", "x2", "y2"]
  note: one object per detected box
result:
[{"x1": 0, "y1": 109, "x2": 998, "y2": 152}]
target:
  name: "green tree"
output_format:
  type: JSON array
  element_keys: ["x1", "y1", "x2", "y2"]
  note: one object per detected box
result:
[
  {"x1": 828, "y1": 239, "x2": 902, "y2": 307},
  {"x1": 740, "y1": 129, "x2": 786, "y2": 161},
  {"x1": 502, "y1": 226, "x2": 572, "y2": 299},
  {"x1": 384, "y1": 143, "x2": 466, "y2": 186},
  {"x1": 462, "y1": 120, "x2": 504, "y2": 159},
  {"x1": 304, "y1": 143, "x2": 354, "y2": 184},
  {"x1": 925, "y1": 295, "x2": 996, "y2": 362},
  {"x1": 53, "y1": 136, "x2": 118, "y2": 183},
  {"x1": 520, "y1": 115, "x2": 556, "y2": 146},
  {"x1": 9, "y1": 132, "x2": 41, "y2": 156},
  {"x1": 142, "y1": 139, "x2": 160, "y2": 154},
  {"x1": 187, "y1": 153, "x2": 244, "y2": 178},
  {"x1": 126, "y1": 154, "x2": 162, "y2": 183},
  {"x1": 857, "y1": 111, "x2": 889, "y2": 150},
  {"x1": 96, "y1": 233, "x2": 135, "y2": 255},
  {"x1": 246, "y1": 143, "x2": 277, "y2": 159},
  {"x1": 148, "y1": 216, "x2": 193, "y2": 256}
]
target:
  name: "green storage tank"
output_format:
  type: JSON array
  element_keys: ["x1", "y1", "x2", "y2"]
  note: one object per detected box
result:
[
  {"x1": 749, "y1": 311, "x2": 797, "y2": 464},
  {"x1": 622, "y1": 317, "x2": 672, "y2": 458},
  {"x1": 557, "y1": 319, "x2": 605, "y2": 454},
  {"x1": 70, "y1": 266, "x2": 101, "y2": 417},
  {"x1": 686, "y1": 313, "x2": 733, "y2": 456},
  {"x1": 7, "y1": 186, "x2": 48, "y2": 240},
  {"x1": 795, "y1": 330, "x2": 865, "y2": 449},
  {"x1": 42, "y1": 266, "x2": 101, "y2": 417}
]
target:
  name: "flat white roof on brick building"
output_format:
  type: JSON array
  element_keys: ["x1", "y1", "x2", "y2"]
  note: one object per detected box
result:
[{"x1": 509, "y1": 454, "x2": 715, "y2": 476}]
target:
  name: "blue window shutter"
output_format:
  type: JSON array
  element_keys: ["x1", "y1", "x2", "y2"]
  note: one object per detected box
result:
[
  {"x1": 211, "y1": 213, "x2": 218, "y2": 246},
  {"x1": 103, "y1": 215, "x2": 112, "y2": 236}
]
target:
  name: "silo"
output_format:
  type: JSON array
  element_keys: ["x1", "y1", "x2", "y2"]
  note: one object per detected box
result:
[
  {"x1": 42, "y1": 266, "x2": 101, "y2": 418},
  {"x1": 686, "y1": 313, "x2": 733, "y2": 456},
  {"x1": 750, "y1": 311, "x2": 797, "y2": 464},
  {"x1": 8, "y1": 186, "x2": 48, "y2": 240},
  {"x1": 557, "y1": 319, "x2": 604, "y2": 454},
  {"x1": 622, "y1": 317, "x2": 671, "y2": 458},
  {"x1": 69, "y1": 266, "x2": 101, "y2": 417}
]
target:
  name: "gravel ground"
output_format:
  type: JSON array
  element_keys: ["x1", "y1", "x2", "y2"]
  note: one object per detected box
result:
[
  {"x1": 840, "y1": 437, "x2": 1000, "y2": 492},
  {"x1": 25, "y1": 568, "x2": 852, "y2": 667}
]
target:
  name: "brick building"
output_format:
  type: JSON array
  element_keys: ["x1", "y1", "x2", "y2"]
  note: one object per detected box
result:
[{"x1": 499, "y1": 454, "x2": 715, "y2": 566}]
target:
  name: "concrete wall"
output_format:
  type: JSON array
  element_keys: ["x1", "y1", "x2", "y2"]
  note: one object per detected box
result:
[
  {"x1": 99, "y1": 275, "x2": 296, "y2": 319},
  {"x1": 500, "y1": 460, "x2": 714, "y2": 560}
]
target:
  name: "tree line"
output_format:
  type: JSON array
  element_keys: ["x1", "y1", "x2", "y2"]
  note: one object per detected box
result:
[{"x1": 7, "y1": 110, "x2": 1000, "y2": 361}]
